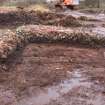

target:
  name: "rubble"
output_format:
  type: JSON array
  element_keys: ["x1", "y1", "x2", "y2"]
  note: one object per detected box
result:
[
  {"x1": 78, "y1": 16, "x2": 99, "y2": 21},
  {"x1": 48, "y1": 15, "x2": 82, "y2": 27},
  {"x1": 0, "y1": 10, "x2": 82, "y2": 27},
  {"x1": 0, "y1": 25, "x2": 105, "y2": 59},
  {"x1": 0, "y1": 30, "x2": 21, "y2": 59},
  {"x1": 16, "y1": 25, "x2": 105, "y2": 47}
]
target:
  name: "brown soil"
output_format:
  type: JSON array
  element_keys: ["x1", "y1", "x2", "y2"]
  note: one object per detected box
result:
[
  {"x1": 0, "y1": 9, "x2": 104, "y2": 30},
  {"x1": 0, "y1": 43, "x2": 105, "y2": 105},
  {"x1": 0, "y1": 9, "x2": 104, "y2": 33},
  {"x1": 0, "y1": 8, "x2": 105, "y2": 105},
  {"x1": 0, "y1": 10, "x2": 82, "y2": 27}
]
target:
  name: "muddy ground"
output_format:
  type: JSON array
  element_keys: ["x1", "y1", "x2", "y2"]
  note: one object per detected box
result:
[
  {"x1": 0, "y1": 43, "x2": 105, "y2": 105},
  {"x1": 0, "y1": 8, "x2": 105, "y2": 105}
]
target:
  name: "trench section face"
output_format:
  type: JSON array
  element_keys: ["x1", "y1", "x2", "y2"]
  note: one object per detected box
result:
[{"x1": 0, "y1": 43, "x2": 105, "y2": 105}]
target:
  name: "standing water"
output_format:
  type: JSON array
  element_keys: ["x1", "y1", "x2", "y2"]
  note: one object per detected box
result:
[{"x1": 18, "y1": 69, "x2": 92, "y2": 105}]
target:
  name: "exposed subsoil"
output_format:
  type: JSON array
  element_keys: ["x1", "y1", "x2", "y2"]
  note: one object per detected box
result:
[{"x1": 0, "y1": 43, "x2": 105, "y2": 105}]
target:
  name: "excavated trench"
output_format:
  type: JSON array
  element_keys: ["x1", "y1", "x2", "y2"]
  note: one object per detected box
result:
[{"x1": 0, "y1": 10, "x2": 105, "y2": 105}]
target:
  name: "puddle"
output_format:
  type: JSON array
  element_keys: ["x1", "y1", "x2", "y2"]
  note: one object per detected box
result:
[{"x1": 18, "y1": 69, "x2": 92, "y2": 105}]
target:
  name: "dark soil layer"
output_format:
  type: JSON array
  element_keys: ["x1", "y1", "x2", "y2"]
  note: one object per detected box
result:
[{"x1": 0, "y1": 10, "x2": 81, "y2": 27}]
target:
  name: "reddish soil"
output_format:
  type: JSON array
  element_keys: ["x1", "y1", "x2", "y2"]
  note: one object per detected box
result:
[{"x1": 0, "y1": 43, "x2": 105, "y2": 105}]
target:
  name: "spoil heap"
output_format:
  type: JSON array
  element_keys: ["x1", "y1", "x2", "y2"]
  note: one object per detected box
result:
[
  {"x1": 0, "y1": 25, "x2": 105, "y2": 59},
  {"x1": 0, "y1": 10, "x2": 82, "y2": 27},
  {"x1": 0, "y1": 30, "x2": 19, "y2": 59},
  {"x1": 17, "y1": 25, "x2": 105, "y2": 47}
]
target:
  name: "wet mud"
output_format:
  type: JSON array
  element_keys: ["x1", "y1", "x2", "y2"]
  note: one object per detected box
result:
[{"x1": 0, "y1": 43, "x2": 105, "y2": 105}]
